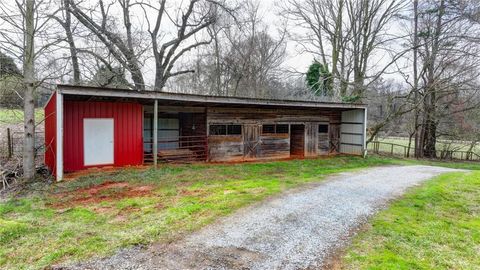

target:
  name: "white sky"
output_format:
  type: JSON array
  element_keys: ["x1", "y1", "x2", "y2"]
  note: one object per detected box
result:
[{"x1": 0, "y1": 0, "x2": 406, "y2": 87}]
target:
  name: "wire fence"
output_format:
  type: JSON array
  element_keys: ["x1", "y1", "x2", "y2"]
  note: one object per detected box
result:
[
  {"x1": 0, "y1": 128, "x2": 44, "y2": 160},
  {"x1": 368, "y1": 141, "x2": 480, "y2": 161}
]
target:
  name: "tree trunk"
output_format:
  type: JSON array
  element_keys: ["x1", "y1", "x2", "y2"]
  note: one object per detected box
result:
[
  {"x1": 63, "y1": 0, "x2": 80, "y2": 84},
  {"x1": 413, "y1": 0, "x2": 420, "y2": 158},
  {"x1": 23, "y1": 0, "x2": 36, "y2": 181},
  {"x1": 423, "y1": 117, "x2": 437, "y2": 158},
  {"x1": 421, "y1": 0, "x2": 444, "y2": 159}
]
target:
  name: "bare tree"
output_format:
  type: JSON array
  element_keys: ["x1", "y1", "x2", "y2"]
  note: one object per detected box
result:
[
  {"x1": 414, "y1": 0, "x2": 480, "y2": 157},
  {"x1": 50, "y1": 0, "x2": 81, "y2": 84},
  {"x1": 173, "y1": 0, "x2": 287, "y2": 98},
  {"x1": 67, "y1": 0, "x2": 231, "y2": 91},
  {"x1": 0, "y1": 0, "x2": 71, "y2": 180},
  {"x1": 22, "y1": 0, "x2": 36, "y2": 180},
  {"x1": 282, "y1": 0, "x2": 405, "y2": 99}
]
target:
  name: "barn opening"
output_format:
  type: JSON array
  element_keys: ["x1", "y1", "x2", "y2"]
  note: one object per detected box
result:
[
  {"x1": 318, "y1": 123, "x2": 329, "y2": 155},
  {"x1": 290, "y1": 124, "x2": 305, "y2": 157},
  {"x1": 143, "y1": 106, "x2": 207, "y2": 163}
]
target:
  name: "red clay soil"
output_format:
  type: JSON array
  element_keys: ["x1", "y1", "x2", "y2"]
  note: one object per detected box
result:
[
  {"x1": 50, "y1": 181, "x2": 154, "y2": 208},
  {"x1": 63, "y1": 165, "x2": 151, "y2": 181}
]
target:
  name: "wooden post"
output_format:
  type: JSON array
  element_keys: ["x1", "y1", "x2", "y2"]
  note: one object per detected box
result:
[
  {"x1": 153, "y1": 100, "x2": 158, "y2": 167},
  {"x1": 7, "y1": 128, "x2": 12, "y2": 159}
]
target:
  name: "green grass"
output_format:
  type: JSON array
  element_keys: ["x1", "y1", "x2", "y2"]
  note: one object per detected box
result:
[
  {"x1": 397, "y1": 157, "x2": 480, "y2": 171},
  {"x1": 1, "y1": 156, "x2": 478, "y2": 269},
  {"x1": 0, "y1": 108, "x2": 44, "y2": 125},
  {"x1": 0, "y1": 156, "x2": 398, "y2": 269},
  {"x1": 342, "y1": 171, "x2": 480, "y2": 269}
]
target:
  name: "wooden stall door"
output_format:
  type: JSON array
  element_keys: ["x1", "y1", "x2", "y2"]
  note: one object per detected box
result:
[
  {"x1": 290, "y1": 124, "x2": 305, "y2": 157},
  {"x1": 243, "y1": 124, "x2": 260, "y2": 160},
  {"x1": 305, "y1": 123, "x2": 318, "y2": 157}
]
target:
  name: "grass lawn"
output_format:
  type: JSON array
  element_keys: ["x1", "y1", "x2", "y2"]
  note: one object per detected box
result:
[
  {"x1": 341, "y1": 170, "x2": 480, "y2": 269},
  {"x1": 0, "y1": 156, "x2": 401, "y2": 269},
  {"x1": 1, "y1": 156, "x2": 479, "y2": 269},
  {"x1": 0, "y1": 108, "x2": 44, "y2": 125}
]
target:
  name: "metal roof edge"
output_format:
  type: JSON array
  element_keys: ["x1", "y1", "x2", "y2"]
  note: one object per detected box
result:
[{"x1": 57, "y1": 84, "x2": 367, "y2": 109}]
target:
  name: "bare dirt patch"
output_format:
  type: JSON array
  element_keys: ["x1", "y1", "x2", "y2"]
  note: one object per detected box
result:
[{"x1": 50, "y1": 181, "x2": 154, "y2": 208}]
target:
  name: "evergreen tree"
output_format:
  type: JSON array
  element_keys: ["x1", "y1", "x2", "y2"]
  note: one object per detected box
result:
[
  {"x1": 0, "y1": 51, "x2": 21, "y2": 78},
  {"x1": 306, "y1": 61, "x2": 333, "y2": 96}
]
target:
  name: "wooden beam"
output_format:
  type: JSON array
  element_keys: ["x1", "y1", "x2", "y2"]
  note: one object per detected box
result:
[{"x1": 153, "y1": 100, "x2": 158, "y2": 167}]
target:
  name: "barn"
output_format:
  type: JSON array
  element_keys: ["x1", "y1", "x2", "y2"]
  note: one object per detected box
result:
[{"x1": 44, "y1": 85, "x2": 367, "y2": 180}]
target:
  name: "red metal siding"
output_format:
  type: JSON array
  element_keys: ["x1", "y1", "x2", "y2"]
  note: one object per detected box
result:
[
  {"x1": 44, "y1": 92, "x2": 57, "y2": 174},
  {"x1": 63, "y1": 101, "x2": 143, "y2": 172}
]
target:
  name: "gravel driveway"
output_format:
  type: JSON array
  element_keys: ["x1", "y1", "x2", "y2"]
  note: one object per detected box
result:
[{"x1": 64, "y1": 165, "x2": 461, "y2": 270}]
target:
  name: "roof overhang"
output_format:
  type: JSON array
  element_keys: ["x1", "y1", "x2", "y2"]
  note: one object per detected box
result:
[{"x1": 56, "y1": 84, "x2": 367, "y2": 110}]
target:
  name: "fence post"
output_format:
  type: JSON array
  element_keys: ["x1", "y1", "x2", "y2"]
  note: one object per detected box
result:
[
  {"x1": 391, "y1": 144, "x2": 394, "y2": 155},
  {"x1": 7, "y1": 128, "x2": 12, "y2": 159}
]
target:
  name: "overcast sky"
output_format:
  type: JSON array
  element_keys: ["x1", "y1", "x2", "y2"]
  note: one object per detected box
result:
[{"x1": 0, "y1": 0, "x2": 406, "y2": 87}]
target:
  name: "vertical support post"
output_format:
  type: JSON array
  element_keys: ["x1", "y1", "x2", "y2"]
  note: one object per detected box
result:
[
  {"x1": 56, "y1": 91, "x2": 64, "y2": 181},
  {"x1": 7, "y1": 128, "x2": 12, "y2": 159},
  {"x1": 362, "y1": 107, "x2": 368, "y2": 157},
  {"x1": 153, "y1": 100, "x2": 158, "y2": 167},
  {"x1": 204, "y1": 108, "x2": 208, "y2": 162}
]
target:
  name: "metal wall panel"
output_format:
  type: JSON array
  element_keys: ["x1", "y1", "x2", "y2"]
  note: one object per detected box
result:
[
  {"x1": 44, "y1": 92, "x2": 56, "y2": 174},
  {"x1": 340, "y1": 109, "x2": 366, "y2": 155},
  {"x1": 340, "y1": 123, "x2": 364, "y2": 134},
  {"x1": 63, "y1": 101, "x2": 143, "y2": 172}
]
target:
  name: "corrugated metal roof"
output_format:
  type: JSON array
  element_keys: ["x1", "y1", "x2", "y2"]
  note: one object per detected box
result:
[{"x1": 57, "y1": 84, "x2": 367, "y2": 110}]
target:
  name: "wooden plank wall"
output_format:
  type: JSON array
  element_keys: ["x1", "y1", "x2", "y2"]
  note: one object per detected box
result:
[
  {"x1": 329, "y1": 113, "x2": 341, "y2": 153},
  {"x1": 206, "y1": 107, "x2": 342, "y2": 162},
  {"x1": 305, "y1": 123, "x2": 318, "y2": 157},
  {"x1": 208, "y1": 135, "x2": 244, "y2": 161},
  {"x1": 318, "y1": 132, "x2": 329, "y2": 154},
  {"x1": 260, "y1": 134, "x2": 290, "y2": 159}
]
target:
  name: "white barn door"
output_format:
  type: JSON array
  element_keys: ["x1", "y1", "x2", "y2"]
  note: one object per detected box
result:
[{"x1": 84, "y1": 118, "x2": 114, "y2": 166}]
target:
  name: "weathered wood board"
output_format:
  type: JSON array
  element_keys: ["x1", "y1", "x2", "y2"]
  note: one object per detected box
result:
[{"x1": 187, "y1": 106, "x2": 343, "y2": 162}]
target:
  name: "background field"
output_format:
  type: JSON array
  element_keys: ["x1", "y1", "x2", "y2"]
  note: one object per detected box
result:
[{"x1": 370, "y1": 137, "x2": 480, "y2": 160}]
